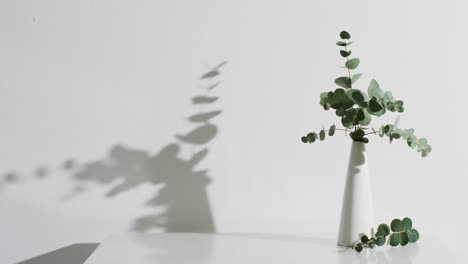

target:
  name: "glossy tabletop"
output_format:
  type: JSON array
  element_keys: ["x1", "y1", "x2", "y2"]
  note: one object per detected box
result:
[{"x1": 84, "y1": 233, "x2": 459, "y2": 264}]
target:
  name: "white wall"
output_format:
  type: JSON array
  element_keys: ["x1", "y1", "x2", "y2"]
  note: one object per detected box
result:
[{"x1": 1, "y1": 0, "x2": 467, "y2": 263}]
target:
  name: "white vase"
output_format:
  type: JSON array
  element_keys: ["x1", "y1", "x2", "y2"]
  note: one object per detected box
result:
[{"x1": 337, "y1": 141, "x2": 374, "y2": 247}]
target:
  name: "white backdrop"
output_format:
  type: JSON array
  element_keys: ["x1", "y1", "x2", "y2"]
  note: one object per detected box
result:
[{"x1": 1, "y1": 0, "x2": 467, "y2": 263}]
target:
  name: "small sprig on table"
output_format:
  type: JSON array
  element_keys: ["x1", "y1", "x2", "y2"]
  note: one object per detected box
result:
[{"x1": 353, "y1": 217, "x2": 420, "y2": 252}]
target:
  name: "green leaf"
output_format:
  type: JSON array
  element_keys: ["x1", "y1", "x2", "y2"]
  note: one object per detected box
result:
[
  {"x1": 400, "y1": 231, "x2": 409, "y2": 246},
  {"x1": 422, "y1": 148, "x2": 431, "y2": 157},
  {"x1": 329, "y1": 125, "x2": 336, "y2": 136},
  {"x1": 350, "y1": 129, "x2": 365, "y2": 141},
  {"x1": 341, "y1": 108, "x2": 357, "y2": 127},
  {"x1": 389, "y1": 233, "x2": 401, "y2": 247},
  {"x1": 341, "y1": 115, "x2": 354, "y2": 128},
  {"x1": 301, "y1": 136, "x2": 308, "y2": 143},
  {"x1": 319, "y1": 92, "x2": 329, "y2": 106},
  {"x1": 383, "y1": 91, "x2": 394, "y2": 102},
  {"x1": 350, "y1": 90, "x2": 365, "y2": 103},
  {"x1": 340, "y1": 31, "x2": 351, "y2": 39},
  {"x1": 407, "y1": 229, "x2": 420, "y2": 243},
  {"x1": 351, "y1": 73, "x2": 362, "y2": 84},
  {"x1": 361, "y1": 235, "x2": 369, "y2": 243},
  {"x1": 391, "y1": 219, "x2": 403, "y2": 232},
  {"x1": 376, "y1": 224, "x2": 390, "y2": 237},
  {"x1": 346, "y1": 89, "x2": 368, "y2": 108},
  {"x1": 357, "y1": 108, "x2": 371, "y2": 126},
  {"x1": 330, "y1": 88, "x2": 354, "y2": 109},
  {"x1": 402, "y1": 217, "x2": 412, "y2": 231},
  {"x1": 407, "y1": 136, "x2": 417, "y2": 148},
  {"x1": 340, "y1": 50, "x2": 351, "y2": 57},
  {"x1": 336, "y1": 108, "x2": 346, "y2": 116},
  {"x1": 336, "y1": 41, "x2": 348, "y2": 46},
  {"x1": 319, "y1": 129, "x2": 325, "y2": 141},
  {"x1": 354, "y1": 244, "x2": 363, "y2": 252},
  {"x1": 418, "y1": 138, "x2": 428, "y2": 147},
  {"x1": 368, "y1": 79, "x2": 383, "y2": 99},
  {"x1": 345, "y1": 58, "x2": 360, "y2": 70},
  {"x1": 335, "y1": 77, "x2": 352, "y2": 89},
  {"x1": 307, "y1": 132, "x2": 316, "y2": 143},
  {"x1": 384, "y1": 124, "x2": 393, "y2": 134},
  {"x1": 378, "y1": 126, "x2": 385, "y2": 137},
  {"x1": 369, "y1": 98, "x2": 384, "y2": 114},
  {"x1": 375, "y1": 236, "x2": 386, "y2": 246}
]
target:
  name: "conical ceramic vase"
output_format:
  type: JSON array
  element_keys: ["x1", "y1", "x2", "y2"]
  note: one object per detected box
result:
[{"x1": 337, "y1": 141, "x2": 374, "y2": 247}]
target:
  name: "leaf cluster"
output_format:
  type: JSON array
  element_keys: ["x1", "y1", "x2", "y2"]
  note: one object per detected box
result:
[
  {"x1": 376, "y1": 123, "x2": 432, "y2": 157},
  {"x1": 301, "y1": 31, "x2": 431, "y2": 157},
  {"x1": 301, "y1": 124, "x2": 337, "y2": 143},
  {"x1": 353, "y1": 217, "x2": 420, "y2": 252}
]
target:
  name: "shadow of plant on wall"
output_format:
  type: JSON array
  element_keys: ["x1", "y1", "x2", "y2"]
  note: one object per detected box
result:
[{"x1": 1, "y1": 61, "x2": 227, "y2": 234}]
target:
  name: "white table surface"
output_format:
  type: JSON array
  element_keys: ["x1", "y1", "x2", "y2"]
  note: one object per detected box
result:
[{"x1": 84, "y1": 233, "x2": 460, "y2": 264}]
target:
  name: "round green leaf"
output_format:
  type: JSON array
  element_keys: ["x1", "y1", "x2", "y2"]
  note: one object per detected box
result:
[
  {"x1": 351, "y1": 90, "x2": 365, "y2": 103},
  {"x1": 345, "y1": 108, "x2": 357, "y2": 117},
  {"x1": 369, "y1": 98, "x2": 384, "y2": 112},
  {"x1": 402, "y1": 217, "x2": 412, "y2": 230},
  {"x1": 335, "y1": 77, "x2": 352, "y2": 89},
  {"x1": 376, "y1": 224, "x2": 390, "y2": 237},
  {"x1": 319, "y1": 129, "x2": 325, "y2": 141},
  {"x1": 351, "y1": 73, "x2": 362, "y2": 84},
  {"x1": 341, "y1": 115, "x2": 354, "y2": 128},
  {"x1": 350, "y1": 129, "x2": 365, "y2": 141},
  {"x1": 356, "y1": 108, "x2": 371, "y2": 126},
  {"x1": 383, "y1": 91, "x2": 395, "y2": 103},
  {"x1": 345, "y1": 58, "x2": 360, "y2": 70},
  {"x1": 301, "y1": 136, "x2": 308, "y2": 143},
  {"x1": 407, "y1": 137, "x2": 417, "y2": 149},
  {"x1": 400, "y1": 231, "x2": 409, "y2": 246},
  {"x1": 340, "y1": 50, "x2": 351, "y2": 57},
  {"x1": 407, "y1": 229, "x2": 420, "y2": 243},
  {"x1": 354, "y1": 244, "x2": 363, "y2": 252},
  {"x1": 307, "y1": 132, "x2": 316, "y2": 143},
  {"x1": 340, "y1": 31, "x2": 351, "y2": 39},
  {"x1": 389, "y1": 233, "x2": 401, "y2": 247},
  {"x1": 368, "y1": 79, "x2": 383, "y2": 99},
  {"x1": 422, "y1": 150, "x2": 429, "y2": 157},
  {"x1": 375, "y1": 236, "x2": 386, "y2": 246},
  {"x1": 378, "y1": 126, "x2": 385, "y2": 137},
  {"x1": 329, "y1": 125, "x2": 336, "y2": 136},
  {"x1": 391, "y1": 219, "x2": 403, "y2": 232},
  {"x1": 361, "y1": 235, "x2": 369, "y2": 243},
  {"x1": 336, "y1": 108, "x2": 346, "y2": 116},
  {"x1": 332, "y1": 88, "x2": 354, "y2": 109},
  {"x1": 319, "y1": 92, "x2": 329, "y2": 105}
]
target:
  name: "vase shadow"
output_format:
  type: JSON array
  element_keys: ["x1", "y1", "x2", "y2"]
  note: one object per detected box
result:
[{"x1": 63, "y1": 62, "x2": 227, "y2": 233}]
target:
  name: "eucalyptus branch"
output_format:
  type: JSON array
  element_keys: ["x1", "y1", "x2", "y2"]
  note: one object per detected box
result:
[
  {"x1": 353, "y1": 217, "x2": 420, "y2": 253},
  {"x1": 301, "y1": 30, "x2": 431, "y2": 157}
]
